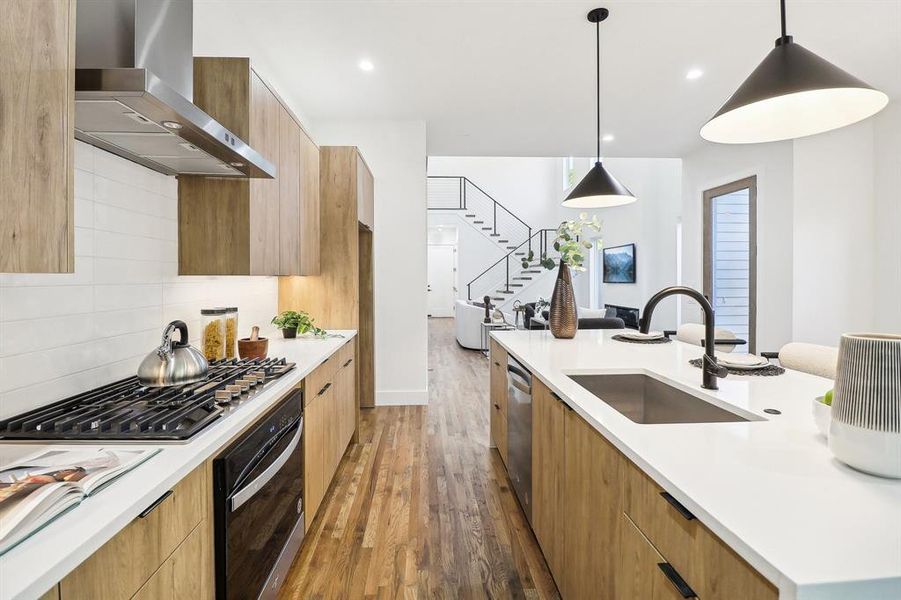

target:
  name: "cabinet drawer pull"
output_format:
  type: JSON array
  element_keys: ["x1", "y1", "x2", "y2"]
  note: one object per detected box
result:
[
  {"x1": 493, "y1": 361, "x2": 500, "y2": 367},
  {"x1": 343, "y1": 358, "x2": 353, "y2": 367},
  {"x1": 318, "y1": 382, "x2": 332, "y2": 396},
  {"x1": 657, "y1": 563, "x2": 697, "y2": 598},
  {"x1": 138, "y1": 490, "x2": 173, "y2": 518},
  {"x1": 660, "y1": 491, "x2": 696, "y2": 521},
  {"x1": 494, "y1": 403, "x2": 500, "y2": 410}
]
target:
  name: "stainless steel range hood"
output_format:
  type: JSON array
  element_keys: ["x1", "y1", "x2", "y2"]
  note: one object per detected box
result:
[{"x1": 74, "y1": 0, "x2": 275, "y2": 179}]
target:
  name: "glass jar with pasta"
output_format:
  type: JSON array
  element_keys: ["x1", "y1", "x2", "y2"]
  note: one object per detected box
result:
[
  {"x1": 200, "y1": 308, "x2": 227, "y2": 362},
  {"x1": 224, "y1": 307, "x2": 238, "y2": 359}
]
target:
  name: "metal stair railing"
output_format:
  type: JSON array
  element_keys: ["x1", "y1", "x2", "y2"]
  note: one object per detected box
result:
[
  {"x1": 467, "y1": 228, "x2": 558, "y2": 302},
  {"x1": 427, "y1": 176, "x2": 532, "y2": 251}
]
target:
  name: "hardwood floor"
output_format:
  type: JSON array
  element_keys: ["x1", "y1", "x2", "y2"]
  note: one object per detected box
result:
[{"x1": 280, "y1": 318, "x2": 559, "y2": 599}]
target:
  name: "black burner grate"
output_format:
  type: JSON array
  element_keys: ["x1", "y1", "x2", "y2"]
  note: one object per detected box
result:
[{"x1": 0, "y1": 358, "x2": 295, "y2": 441}]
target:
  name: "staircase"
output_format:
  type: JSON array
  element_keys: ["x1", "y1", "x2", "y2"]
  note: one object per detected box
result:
[{"x1": 427, "y1": 176, "x2": 560, "y2": 306}]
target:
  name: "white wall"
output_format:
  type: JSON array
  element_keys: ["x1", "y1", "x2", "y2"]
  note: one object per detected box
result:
[
  {"x1": 874, "y1": 104, "x2": 901, "y2": 334},
  {"x1": 428, "y1": 156, "x2": 561, "y2": 228},
  {"x1": 793, "y1": 120, "x2": 877, "y2": 345},
  {"x1": 681, "y1": 140, "x2": 794, "y2": 352},
  {"x1": 313, "y1": 120, "x2": 429, "y2": 406},
  {"x1": 0, "y1": 142, "x2": 278, "y2": 419},
  {"x1": 681, "y1": 108, "x2": 901, "y2": 351}
]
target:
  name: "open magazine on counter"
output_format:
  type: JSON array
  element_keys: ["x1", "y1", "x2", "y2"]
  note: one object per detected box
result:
[{"x1": 0, "y1": 448, "x2": 159, "y2": 555}]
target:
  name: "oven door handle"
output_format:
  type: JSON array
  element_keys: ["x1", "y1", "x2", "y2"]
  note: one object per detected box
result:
[{"x1": 230, "y1": 417, "x2": 303, "y2": 513}]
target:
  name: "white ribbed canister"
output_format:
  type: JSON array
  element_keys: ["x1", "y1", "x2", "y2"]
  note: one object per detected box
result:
[{"x1": 829, "y1": 333, "x2": 901, "y2": 478}]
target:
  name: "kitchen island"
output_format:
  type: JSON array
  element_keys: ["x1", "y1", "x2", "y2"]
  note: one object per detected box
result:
[
  {"x1": 490, "y1": 329, "x2": 901, "y2": 600},
  {"x1": 0, "y1": 330, "x2": 356, "y2": 600}
]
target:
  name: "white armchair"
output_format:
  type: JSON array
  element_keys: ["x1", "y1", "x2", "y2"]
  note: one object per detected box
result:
[{"x1": 455, "y1": 300, "x2": 487, "y2": 350}]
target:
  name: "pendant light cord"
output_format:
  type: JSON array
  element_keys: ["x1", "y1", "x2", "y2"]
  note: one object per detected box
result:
[
  {"x1": 596, "y1": 19, "x2": 601, "y2": 163},
  {"x1": 780, "y1": 0, "x2": 787, "y2": 38}
]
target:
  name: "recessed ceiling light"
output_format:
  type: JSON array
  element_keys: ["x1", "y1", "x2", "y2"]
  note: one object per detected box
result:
[
  {"x1": 358, "y1": 59, "x2": 374, "y2": 72},
  {"x1": 602, "y1": 134, "x2": 615, "y2": 142},
  {"x1": 161, "y1": 120, "x2": 182, "y2": 130},
  {"x1": 686, "y1": 68, "x2": 704, "y2": 80}
]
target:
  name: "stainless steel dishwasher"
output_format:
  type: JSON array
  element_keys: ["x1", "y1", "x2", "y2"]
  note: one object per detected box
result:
[{"x1": 506, "y1": 355, "x2": 533, "y2": 523}]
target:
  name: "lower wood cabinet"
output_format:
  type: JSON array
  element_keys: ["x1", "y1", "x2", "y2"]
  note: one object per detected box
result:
[
  {"x1": 132, "y1": 523, "x2": 206, "y2": 600},
  {"x1": 489, "y1": 339, "x2": 508, "y2": 464},
  {"x1": 623, "y1": 462, "x2": 777, "y2": 600},
  {"x1": 303, "y1": 341, "x2": 357, "y2": 529},
  {"x1": 59, "y1": 463, "x2": 209, "y2": 600},
  {"x1": 562, "y1": 405, "x2": 624, "y2": 600},
  {"x1": 531, "y1": 378, "x2": 565, "y2": 583},
  {"x1": 517, "y1": 366, "x2": 778, "y2": 600},
  {"x1": 619, "y1": 514, "x2": 690, "y2": 600}
]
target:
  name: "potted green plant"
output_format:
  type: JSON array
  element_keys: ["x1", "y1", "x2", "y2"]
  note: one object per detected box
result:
[
  {"x1": 521, "y1": 213, "x2": 601, "y2": 339},
  {"x1": 271, "y1": 310, "x2": 328, "y2": 339}
]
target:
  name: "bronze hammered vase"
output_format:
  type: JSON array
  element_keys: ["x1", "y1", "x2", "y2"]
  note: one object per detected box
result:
[{"x1": 549, "y1": 263, "x2": 577, "y2": 339}]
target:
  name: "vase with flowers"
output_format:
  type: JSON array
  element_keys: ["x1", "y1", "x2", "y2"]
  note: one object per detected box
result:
[{"x1": 521, "y1": 213, "x2": 601, "y2": 338}]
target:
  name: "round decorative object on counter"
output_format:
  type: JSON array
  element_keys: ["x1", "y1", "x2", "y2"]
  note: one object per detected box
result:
[{"x1": 829, "y1": 333, "x2": 901, "y2": 479}]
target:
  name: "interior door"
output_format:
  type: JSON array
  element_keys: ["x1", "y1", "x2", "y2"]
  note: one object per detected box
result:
[{"x1": 427, "y1": 244, "x2": 456, "y2": 317}]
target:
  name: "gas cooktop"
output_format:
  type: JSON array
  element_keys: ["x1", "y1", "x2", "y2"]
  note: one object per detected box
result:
[{"x1": 0, "y1": 358, "x2": 295, "y2": 442}]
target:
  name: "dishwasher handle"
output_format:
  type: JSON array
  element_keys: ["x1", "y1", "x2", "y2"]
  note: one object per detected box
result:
[{"x1": 507, "y1": 362, "x2": 531, "y2": 394}]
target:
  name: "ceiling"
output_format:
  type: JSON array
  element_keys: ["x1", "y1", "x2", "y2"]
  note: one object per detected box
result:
[{"x1": 194, "y1": 0, "x2": 901, "y2": 158}]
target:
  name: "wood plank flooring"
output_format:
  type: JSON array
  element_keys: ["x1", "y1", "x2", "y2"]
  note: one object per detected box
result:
[{"x1": 280, "y1": 318, "x2": 559, "y2": 599}]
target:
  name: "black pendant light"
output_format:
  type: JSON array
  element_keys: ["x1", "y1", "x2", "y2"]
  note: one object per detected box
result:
[
  {"x1": 701, "y1": 0, "x2": 888, "y2": 144},
  {"x1": 562, "y1": 7, "x2": 636, "y2": 209}
]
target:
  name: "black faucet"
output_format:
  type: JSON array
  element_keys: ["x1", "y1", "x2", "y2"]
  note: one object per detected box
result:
[{"x1": 639, "y1": 286, "x2": 728, "y2": 390}]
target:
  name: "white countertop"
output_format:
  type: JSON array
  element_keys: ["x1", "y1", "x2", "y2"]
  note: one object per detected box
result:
[
  {"x1": 0, "y1": 331, "x2": 356, "y2": 600},
  {"x1": 492, "y1": 329, "x2": 901, "y2": 600}
]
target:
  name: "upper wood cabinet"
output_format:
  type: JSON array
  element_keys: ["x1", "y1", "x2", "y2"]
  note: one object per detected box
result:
[
  {"x1": 178, "y1": 58, "x2": 319, "y2": 276},
  {"x1": 279, "y1": 146, "x2": 375, "y2": 406},
  {"x1": 356, "y1": 154, "x2": 374, "y2": 230},
  {"x1": 1, "y1": 0, "x2": 75, "y2": 273}
]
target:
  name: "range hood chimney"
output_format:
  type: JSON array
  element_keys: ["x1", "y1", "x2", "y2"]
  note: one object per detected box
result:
[{"x1": 74, "y1": 0, "x2": 275, "y2": 179}]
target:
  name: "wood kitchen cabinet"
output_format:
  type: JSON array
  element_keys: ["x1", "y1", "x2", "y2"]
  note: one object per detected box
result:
[
  {"x1": 562, "y1": 405, "x2": 624, "y2": 600},
  {"x1": 1, "y1": 0, "x2": 75, "y2": 273},
  {"x1": 623, "y1": 462, "x2": 778, "y2": 600},
  {"x1": 178, "y1": 58, "x2": 319, "y2": 276},
  {"x1": 303, "y1": 341, "x2": 357, "y2": 530},
  {"x1": 531, "y1": 378, "x2": 565, "y2": 585},
  {"x1": 619, "y1": 514, "x2": 690, "y2": 600},
  {"x1": 489, "y1": 338, "x2": 508, "y2": 464},
  {"x1": 59, "y1": 463, "x2": 210, "y2": 600},
  {"x1": 280, "y1": 147, "x2": 375, "y2": 409}
]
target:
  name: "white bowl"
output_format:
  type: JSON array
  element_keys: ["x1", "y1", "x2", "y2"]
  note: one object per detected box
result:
[{"x1": 812, "y1": 396, "x2": 831, "y2": 438}]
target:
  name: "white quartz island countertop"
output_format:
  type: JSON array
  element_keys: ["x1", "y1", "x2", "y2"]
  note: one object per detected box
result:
[
  {"x1": 0, "y1": 331, "x2": 356, "y2": 600},
  {"x1": 492, "y1": 329, "x2": 901, "y2": 600}
]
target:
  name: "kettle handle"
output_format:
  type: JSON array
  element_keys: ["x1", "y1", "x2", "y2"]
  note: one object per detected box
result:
[{"x1": 157, "y1": 320, "x2": 190, "y2": 359}]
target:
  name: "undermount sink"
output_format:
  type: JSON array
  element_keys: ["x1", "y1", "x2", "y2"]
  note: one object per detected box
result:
[{"x1": 568, "y1": 373, "x2": 757, "y2": 424}]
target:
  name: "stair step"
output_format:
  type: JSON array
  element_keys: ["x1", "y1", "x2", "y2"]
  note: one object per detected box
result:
[
  {"x1": 509, "y1": 284, "x2": 524, "y2": 288},
  {"x1": 481, "y1": 227, "x2": 493, "y2": 231},
  {"x1": 506, "y1": 246, "x2": 518, "y2": 250},
  {"x1": 512, "y1": 276, "x2": 533, "y2": 281},
  {"x1": 489, "y1": 234, "x2": 501, "y2": 237},
  {"x1": 522, "y1": 270, "x2": 543, "y2": 274},
  {"x1": 491, "y1": 297, "x2": 505, "y2": 302},
  {"x1": 465, "y1": 214, "x2": 477, "y2": 218},
  {"x1": 514, "y1": 252, "x2": 526, "y2": 256},
  {"x1": 496, "y1": 290, "x2": 515, "y2": 295},
  {"x1": 497, "y1": 239, "x2": 509, "y2": 243},
  {"x1": 473, "y1": 220, "x2": 485, "y2": 224}
]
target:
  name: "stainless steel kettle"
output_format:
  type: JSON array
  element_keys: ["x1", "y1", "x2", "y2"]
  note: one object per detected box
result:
[{"x1": 138, "y1": 320, "x2": 209, "y2": 387}]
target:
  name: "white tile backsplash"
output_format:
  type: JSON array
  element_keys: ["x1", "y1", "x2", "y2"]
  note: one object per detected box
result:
[{"x1": 0, "y1": 142, "x2": 278, "y2": 419}]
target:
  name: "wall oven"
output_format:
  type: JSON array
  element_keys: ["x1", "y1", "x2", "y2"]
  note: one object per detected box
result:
[{"x1": 213, "y1": 387, "x2": 304, "y2": 599}]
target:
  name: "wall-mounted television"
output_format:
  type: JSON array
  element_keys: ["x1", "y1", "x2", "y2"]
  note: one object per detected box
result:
[{"x1": 602, "y1": 243, "x2": 636, "y2": 284}]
